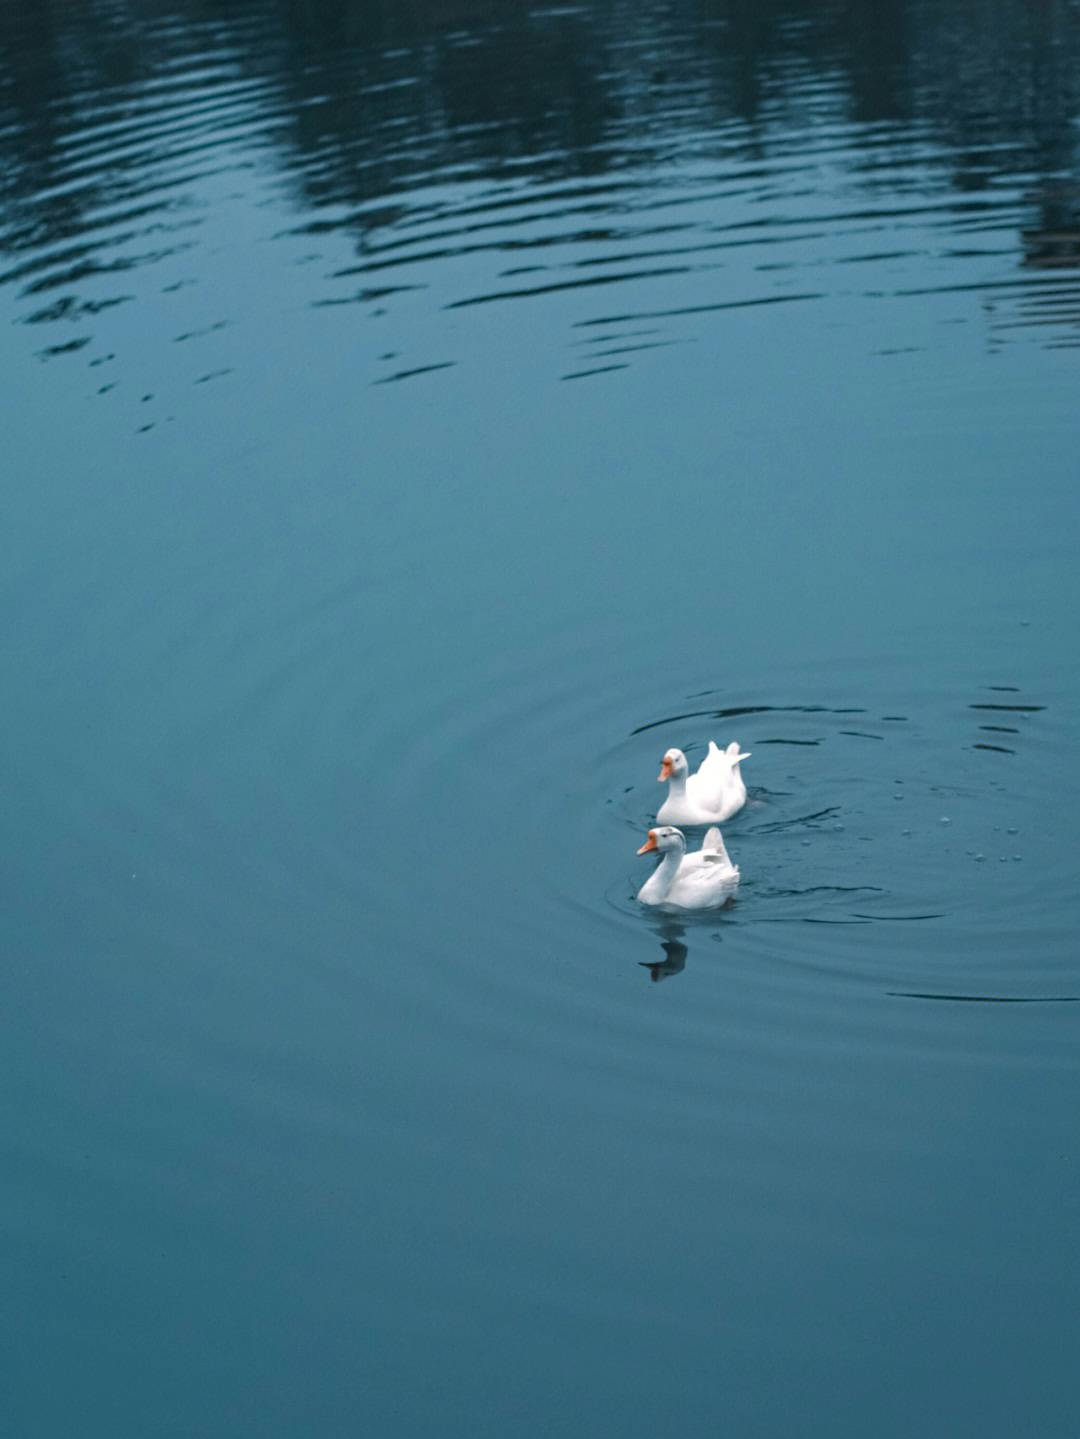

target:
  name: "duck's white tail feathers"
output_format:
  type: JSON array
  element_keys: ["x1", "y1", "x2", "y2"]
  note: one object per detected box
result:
[
  {"x1": 698, "y1": 740, "x2": 729, "y2": 785},
  {"x1": 701, "y1": 826, "x2": 732, "y2": 865}
]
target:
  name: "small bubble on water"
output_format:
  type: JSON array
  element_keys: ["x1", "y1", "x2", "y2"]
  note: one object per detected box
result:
[
  {"x1": 975, "y1": 853, "x2": 986, "y2": 862},
  {"x1": 939, "y1": 816, "x2": 951, "y2": 826},
  {"x1": 1007, "y1": 827, "x2": 1018, "y2": 836},
  {"x1": 902, "y1": 829, "x2": 912, "y2": 836}
]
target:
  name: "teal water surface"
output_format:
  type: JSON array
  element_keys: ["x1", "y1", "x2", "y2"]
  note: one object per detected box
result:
[{"x1": 3, "y1": 4, "x2": 1079, "y2": 1436}]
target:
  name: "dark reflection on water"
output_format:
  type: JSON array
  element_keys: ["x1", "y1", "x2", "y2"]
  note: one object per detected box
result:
[
  {"x1": 640, "y1": 926, "x2": 688, "y2": 982},
  {"x1": 4, "y1": 2, "x2": 1080, "y2": 178},
  {"x1": 893, "y1": 991, "x2": 1080, "y2": 1003},
  {"x1": 4, "y1": 0, "x2": 1080, "y2": 331}
]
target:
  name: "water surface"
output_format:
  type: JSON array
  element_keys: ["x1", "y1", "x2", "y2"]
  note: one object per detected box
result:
[{"x1": 3, "y1": 4, "x2": 1079, "y2": 1436}]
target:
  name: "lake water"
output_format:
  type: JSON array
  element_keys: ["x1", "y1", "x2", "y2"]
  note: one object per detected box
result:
[{"x1": 3, "y1": 3, "x2": 1079, "y2": 1435}]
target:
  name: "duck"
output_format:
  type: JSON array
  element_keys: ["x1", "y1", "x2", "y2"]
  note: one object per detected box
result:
[
  {"x1": 656, "y1": 741, "x2": 751, "y2": 826},
  {"x1": 636, "y1": 825, "x2": 740, "y2": 909}
]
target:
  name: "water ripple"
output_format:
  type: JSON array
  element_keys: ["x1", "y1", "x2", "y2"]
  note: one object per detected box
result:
[{"x1": 5, "y1": 0, "x2": 1080, "y2": 379}]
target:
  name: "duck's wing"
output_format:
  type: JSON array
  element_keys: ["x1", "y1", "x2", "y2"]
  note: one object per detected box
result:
[
  {"x1": 670, "y1": 855, "x2": 739, "y2": 906},
  {"x1": 695, "y1": 740, "x2": 726, "y2": 779},
  {"x1": 700, "y1": 826, "x2": 733, "y2": 867},
  {"x1": 691, "y1": 741, "x2": 735, "y2": 809}
]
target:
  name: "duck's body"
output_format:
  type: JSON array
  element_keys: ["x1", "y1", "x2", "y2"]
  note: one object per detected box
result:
[
  {"x1": 656, "y1": 741, "x2": 750, "y2": 826},
  {"x1": 636, "y1": 825, "x2": 739, "y2": 909}
]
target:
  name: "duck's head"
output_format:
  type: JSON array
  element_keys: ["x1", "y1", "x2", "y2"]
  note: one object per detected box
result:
[
  {"x1": 637, "y1": 826, "x2": 687, "y2": 856},
  {"x1": 658, "y1": 749, "x2": 688, "y2": 781},
  {"x1": 725, "y1": 741, "x2": 751, "y2": 765}
]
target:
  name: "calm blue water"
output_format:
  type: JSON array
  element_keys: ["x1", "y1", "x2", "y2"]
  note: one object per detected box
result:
[{"x1": 3, "y1": 3, "x2": 1080, "y2": 1435}]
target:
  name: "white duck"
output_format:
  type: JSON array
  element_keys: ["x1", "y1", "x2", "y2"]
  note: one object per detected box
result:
[
  {"x1": 656, "y1": 741, "x2": 751, "y2": 826},
  {"x1": 636, "y1": 825, "x2": 740, "y2": 909}
]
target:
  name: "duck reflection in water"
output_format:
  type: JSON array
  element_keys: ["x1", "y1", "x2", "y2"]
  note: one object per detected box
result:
[{"x1": 640, "y1": 917, "x2": 688, "y2": 982}]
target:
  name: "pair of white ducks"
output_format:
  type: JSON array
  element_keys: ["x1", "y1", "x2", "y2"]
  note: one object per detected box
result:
[{"x1": 637, "y1": 741, "x2": 750, "y2": 909}]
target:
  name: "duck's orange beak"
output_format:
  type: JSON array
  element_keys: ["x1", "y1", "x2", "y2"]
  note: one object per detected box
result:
[
  {"x1": 658, "y1": 757, "x2": 673, "y2": 781},
  {"x1": 637, "y1": 832, "x2": 658, "y2": 854}
]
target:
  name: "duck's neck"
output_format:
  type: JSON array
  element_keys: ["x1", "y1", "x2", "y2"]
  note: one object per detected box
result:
[
  {"x1": 641, "y1": 850, "x2": 682, "y2": 902},
  {"x1": 667, "y1": 773, "x2": 688, "y2": 801}
]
